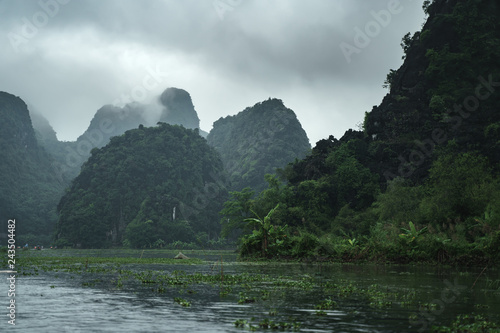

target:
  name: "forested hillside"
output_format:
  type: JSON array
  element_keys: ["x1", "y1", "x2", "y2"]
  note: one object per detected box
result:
[
  {"x1": 207, "y1": 98, "x2": 311, "y2": 193},
  {"x1": 0, "y1": 92, "x2": 65, "y2": 244},
  {"x1": 54, "y1": 123, "x2": 228, "y2": 248},
  {"x1": 35, "y1": 88, "x2": 204, "y2": 183},
  {"x1": 224, "y1": 0, "x2": 500, "y2": 264}
]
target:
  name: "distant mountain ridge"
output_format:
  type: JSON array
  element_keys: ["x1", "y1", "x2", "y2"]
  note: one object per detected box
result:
[{"x1": 2, "y1": 88, "x2": 313, "y2": 245}]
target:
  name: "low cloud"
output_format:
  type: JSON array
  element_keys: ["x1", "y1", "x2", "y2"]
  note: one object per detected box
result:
[{"x1": 0, "y1": 0, "x2": 426, "y2": 144}]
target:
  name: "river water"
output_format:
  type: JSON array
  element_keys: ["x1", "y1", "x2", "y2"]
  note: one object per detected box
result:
[{"x1": 1, "y1": 250, "x2": 499, "y2": 332}]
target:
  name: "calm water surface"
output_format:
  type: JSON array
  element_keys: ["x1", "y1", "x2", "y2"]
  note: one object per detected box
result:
[{"x1": 1, "y1": 250, "x2": 499, "y2": 332}]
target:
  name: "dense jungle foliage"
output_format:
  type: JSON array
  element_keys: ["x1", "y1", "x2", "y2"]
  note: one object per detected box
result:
[
  {"x1": 223, "y1": 0, "x2": 500, "y2": 264},
  {"x1": 54, "y1": 123, "x2": 228, "y2": 248}
]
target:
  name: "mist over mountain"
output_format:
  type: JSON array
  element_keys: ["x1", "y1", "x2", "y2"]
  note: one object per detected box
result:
[
  {"x1": 31, "y1": 110, "x2": 59, "y2": 145},
  {"x1": 158, "y1": 87, "x2": 201, "y2": 130},
  {"x1": 34, "y1": 87, "x2": 205, "y2": 182}
]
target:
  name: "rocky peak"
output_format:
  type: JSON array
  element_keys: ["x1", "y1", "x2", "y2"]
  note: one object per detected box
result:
[{"x1": 158, "y1": 87, "x2": 200, "y2": 129}]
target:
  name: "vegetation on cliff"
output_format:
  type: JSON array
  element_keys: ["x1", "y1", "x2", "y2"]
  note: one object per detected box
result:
[
  {"x1": 55, "y1": 123, "x2": 228, "y2": 248},
  {"x1": 207, "y1": 98, "x2": 310, "y2": 193}
]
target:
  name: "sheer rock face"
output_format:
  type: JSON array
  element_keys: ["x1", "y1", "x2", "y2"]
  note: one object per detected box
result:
[
  {"x1": 0, "y1": 92, "x2": 65, "y2": 237},
  {"x1": 207, "y1": 98, "x2": 311, "y2": 192},
  {"x1": 159, "y1": 88, "x2": 200, "y2": 130},
  {"x1": 0, "y1": 92, "x2": 38, "y2": 150}
]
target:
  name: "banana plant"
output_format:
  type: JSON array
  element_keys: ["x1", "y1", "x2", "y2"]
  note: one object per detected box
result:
[
  {"x1": 341, "y1": 230, "x2": 359, "y2": 247},
  {"x1": 244, "y1": 204, "x2": 280, "y2": 256},
  {"x1": 347, "y1": 238, "x2": 358, "y2": 247},
  {"x1": 399, "y1": 221, "x2": 427, "y2": 243}
]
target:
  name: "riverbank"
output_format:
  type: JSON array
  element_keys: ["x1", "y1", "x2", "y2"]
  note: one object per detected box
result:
[{"x1": 237, "y1": 228, "x2": 500, "y2": 267}]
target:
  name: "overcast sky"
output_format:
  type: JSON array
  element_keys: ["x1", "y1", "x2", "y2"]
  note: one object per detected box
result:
[{"x1": 0, "y1": 0, "x2": 426, "y2": 145}]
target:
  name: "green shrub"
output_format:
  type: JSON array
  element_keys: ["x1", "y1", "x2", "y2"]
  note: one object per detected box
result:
[
  {"x1": 316, "y1": 234, "x2": 337, "y2": 256},
  {"x1": 166, "y1": 241, "x2": 198, "y2": 250},
  {"x1": 239, "y1": 230, "x2": 263, "y2": 257},
  {"x1": 368, "y1": 222, "x2": 399, "y2": 248},
  {"x1": 486, "y1": 231, "x2": 500, "y2": 260},
  {"x1": 374, "y1": 178, "x2": 424, "y2": 225},
  {"x1": 53, "y1": 237, "x2": 73, "y2": 248},
  {"x1": 292, "y1": 232, "x2": 319, "y2": 257}
]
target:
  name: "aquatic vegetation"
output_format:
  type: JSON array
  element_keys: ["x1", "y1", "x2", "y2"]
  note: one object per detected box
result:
[
  {"x1": 431, "y1": 314, "x2": 500, "y2": 332},
  {"x1": 315, "y1": 298, "x2": 337, "y2": 310},
  {"x1": 259, "y1": 318, "x2": 278, "y2": 329},
  {"x1": 234, "y1": 319, "x2": 248, "y2": 328},
  {"x1": 238, "y1": 292, "x2": 256, "y2": 304},
  {"x1": 135, "y1": 271, "x2": 157, "y2": 284},
  {"x1": 219, "y1": 288, "x2": 231, "y2": 297},
  {"x1": 12, "y1": 249, "x2": 499, "y2": 332},
  {"x1": 273, "y1": 277, "x2": 315, "y2": 290},
  {"x1": 366, "y1": 284, "x2": 394, "y2": 308},
  {"x1": 334, "y1": 283, "x2": 358, "y2": 297},
  {"x1": 233, "y1": 318, "x2": 301, "y2": 331},
  {"x1": 174, "y1": 297, "x2": 191, "y2": 307},
  {"x1": 261, "y1": 290, "x2": 271, "y2": 301}
]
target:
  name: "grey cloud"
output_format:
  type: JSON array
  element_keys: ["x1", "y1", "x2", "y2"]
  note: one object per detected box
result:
[{"x1": 0, "y1": 0, "x2": 426, "y2": 144}]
